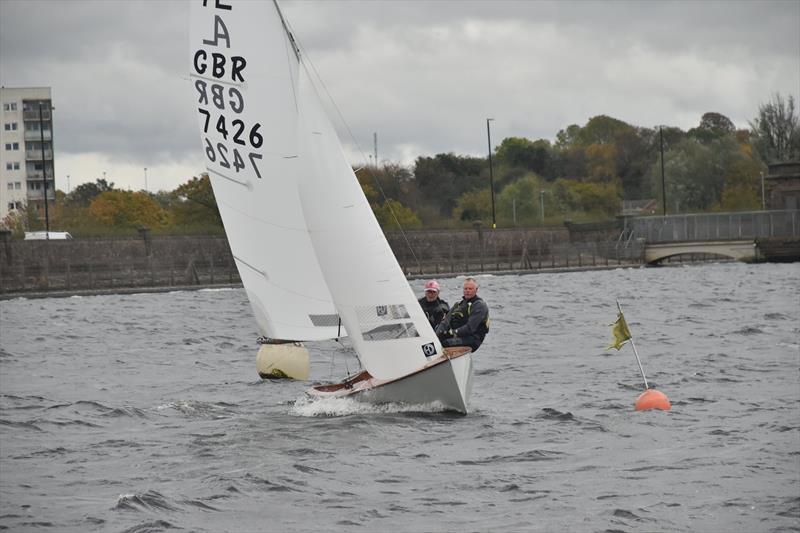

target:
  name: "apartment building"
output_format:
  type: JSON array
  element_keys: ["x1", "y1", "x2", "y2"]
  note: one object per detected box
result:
[{"x1": 0, "y1": 87, "x2": 55, "y2": 224}]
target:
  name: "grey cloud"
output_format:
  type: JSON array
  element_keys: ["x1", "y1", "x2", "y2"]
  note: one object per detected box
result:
[{"x1": 1, "y1": 0, "x2": 798, "y2": 177}]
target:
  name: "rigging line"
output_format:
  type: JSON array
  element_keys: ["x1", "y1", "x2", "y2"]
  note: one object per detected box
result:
[{"x1": 282, "y1": 17, "x2": 423, "y2": 273}]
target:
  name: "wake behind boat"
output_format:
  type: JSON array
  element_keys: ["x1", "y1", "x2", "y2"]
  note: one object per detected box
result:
[{"x1": 189, "y1": 0, "x2": 476, "y2": 413}]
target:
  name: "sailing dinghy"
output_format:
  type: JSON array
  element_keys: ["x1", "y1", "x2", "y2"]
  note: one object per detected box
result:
[{"x1": 189, "y1": 0, "x2": 474, "y2": 413}]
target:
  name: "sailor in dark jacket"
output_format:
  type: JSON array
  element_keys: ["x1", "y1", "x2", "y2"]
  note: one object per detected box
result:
[
  {"x1": 418, "y1": 280, "x2": 449, "y2": 329},
  {"x1": 435, "y1": 277, "x2": 490, "y2": 352}
]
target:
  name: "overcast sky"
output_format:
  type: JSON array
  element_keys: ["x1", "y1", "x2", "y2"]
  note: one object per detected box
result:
[{"x1": 1, "y1": 0, "x2": 798, "y2": 193}]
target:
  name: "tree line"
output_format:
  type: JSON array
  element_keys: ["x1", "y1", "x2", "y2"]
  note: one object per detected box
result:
[{"x1": 4, "y1": 93, "x2": 798, "y2": 237}]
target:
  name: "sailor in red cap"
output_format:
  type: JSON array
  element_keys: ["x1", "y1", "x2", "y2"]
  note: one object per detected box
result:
[{"x1": 418, "y1": 280, "x2": 449, "y2": 330}]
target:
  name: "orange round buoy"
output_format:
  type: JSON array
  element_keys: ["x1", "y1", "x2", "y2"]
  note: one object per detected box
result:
[{"x1": 635, "y1": 388, "x2": 671, "y2": 411}]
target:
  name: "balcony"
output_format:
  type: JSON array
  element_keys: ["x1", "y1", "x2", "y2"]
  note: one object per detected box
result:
[
  {"x1": 22, "y1": 110, "x2": 52, "y2": 121},
  {"x1": 25, "y1": 190, "x2": 55, "y2": 201},
  {"x1": 26, "y1": 172, "x2": 54, "y2": 181},
  {"x1": 26, "y1": 149, "x2": 53, "y2": 161},
  {"x1": 24, "y1": 130, "x2": 52, "y2": 141}
]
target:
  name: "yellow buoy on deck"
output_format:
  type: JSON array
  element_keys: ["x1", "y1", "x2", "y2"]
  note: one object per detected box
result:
[
  {"x1": 256, "y1": 342, "x2": 310, "y2": 380},
  {"x1": 635, "y1": 388, "x2": 671, "y2": 411}
]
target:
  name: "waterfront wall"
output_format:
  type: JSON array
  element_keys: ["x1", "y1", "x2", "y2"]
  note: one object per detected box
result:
[{"x1": 0, "y1": 228, "x2": 644, "y2": 296}]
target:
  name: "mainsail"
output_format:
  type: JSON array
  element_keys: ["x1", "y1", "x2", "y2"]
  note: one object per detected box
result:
[
  {"x1": 190, "y1": 1, "x2": 440, "y2": 379},
  {"x1": 189, "y1": 1, "x2": 339, "y2": 341}
]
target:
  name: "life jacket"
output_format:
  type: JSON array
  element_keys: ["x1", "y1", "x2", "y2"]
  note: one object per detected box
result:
[{"x1": 449, "y1": 296, "x2": 489, "y2": 340}]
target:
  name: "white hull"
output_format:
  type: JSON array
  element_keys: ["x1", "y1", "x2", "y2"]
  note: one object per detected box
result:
[{"x1": 308, "y1": 347, "x2": 473, "y2": 414}]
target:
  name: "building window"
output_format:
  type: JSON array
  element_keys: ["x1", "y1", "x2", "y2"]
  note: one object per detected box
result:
[
  {"x1": 4, "y1": 122, "x2": 18, "y2": 131},
  {"x1": 3, "y1": 103, "x2": 16, "y2": 111},
  {"x1": 15, "y1": 182, "x2": 21, "y2": 189},
  {"x1": 4, "y1": 144, "x2": 10, "y2": 150},
  {"x1": 5, "y1": 163, "x2": 10, "y2": 170},
  {"x1": 6, "y1": 182, "x2": 12, "y2": 190},
  {"x1": 7, "y1": 203, "x2": 14, "y2": 211},
  {"x1": 13, "y1": 162, "x2": 19, "y2": 170}
]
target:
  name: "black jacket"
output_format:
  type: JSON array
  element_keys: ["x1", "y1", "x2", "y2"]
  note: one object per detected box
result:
[
  {"x1": 436, "y1": 295, "x2": 490, "y2": 348},
  {"x1": 418, "y1": 296, "x2": 449, "y2": 329}
]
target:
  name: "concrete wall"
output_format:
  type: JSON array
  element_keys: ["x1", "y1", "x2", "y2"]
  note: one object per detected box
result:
[{"x1": 0, "y1": 228, "x2": 645, "y2": 296}]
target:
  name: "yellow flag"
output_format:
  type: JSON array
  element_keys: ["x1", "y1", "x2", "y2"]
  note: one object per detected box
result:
[{"x1": 607, "y1": 311, "x2": 632, "y2": 350}]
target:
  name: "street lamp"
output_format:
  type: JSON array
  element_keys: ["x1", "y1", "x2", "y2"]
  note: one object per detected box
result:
[
  {"x1": 144, "y1": 167, "x2": 148, "y2": 192},
  {"x1": 66, "y1": 174, "x2": 70, "y2": 193},
  {"x1": 540, "y1": 190, "x2": 546, "y2": 224},
  {"x1": 486, "y1": 118, "x2": 496, "y2": 229},
  {"x1": 660, "y1": 126, "x2": 667, "y2": 216}
]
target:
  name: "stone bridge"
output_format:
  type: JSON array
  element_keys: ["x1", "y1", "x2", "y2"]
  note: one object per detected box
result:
[
  {"x1": 644, "y1": 240, "x2": 758, "y2": 264},
  {"x1": 626, "y1": 209, "x2": 799, "y2": 264}
]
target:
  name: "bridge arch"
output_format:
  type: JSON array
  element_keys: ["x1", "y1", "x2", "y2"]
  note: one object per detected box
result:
[{"x1": 644, "y1": 240, "x2": 757, "y2": 265}]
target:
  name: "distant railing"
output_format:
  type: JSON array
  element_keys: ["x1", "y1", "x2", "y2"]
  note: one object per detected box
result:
[
  {"x1": 25, "y1": 150, "x2": 53, "y2": 160},
  {"x1": 629, "y1": 210, "x2": 799, "y2": 243},
  {"x1": 24, "y1": 130, "x2": 51, "y2": 141}
]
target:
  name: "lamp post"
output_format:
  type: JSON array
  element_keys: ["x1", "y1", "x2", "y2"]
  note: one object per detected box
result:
[
  {"x1": 540, "y1": 190, "x2": 546, "y2": 224},
  {"x1": 486, "y1": 118, "x2": 496, "y2": 229},
  {"x1": 144, "y1": 167, "x2": 148, "y2": 192},
  {"x1": 760, "y1": 171, "x2": 766, "y2": 210},
  {"x1": 38, "y1": 102, "x2": 51, "y2": 237},
  {"x1": 66, "y1": 174, "x2": 70, "y2": 193},
  {"x1": 660, "y1": 126, "x2": 666, "y2": 216}
]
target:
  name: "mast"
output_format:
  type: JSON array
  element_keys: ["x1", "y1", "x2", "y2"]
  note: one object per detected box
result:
[{"x1": 273, "y1": 0, "x2": 300, "y2": 60}]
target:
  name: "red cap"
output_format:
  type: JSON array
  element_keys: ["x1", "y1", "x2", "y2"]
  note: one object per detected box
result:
[{"x1": 424, "y1": 280, "x2": 440, "y2": 292}]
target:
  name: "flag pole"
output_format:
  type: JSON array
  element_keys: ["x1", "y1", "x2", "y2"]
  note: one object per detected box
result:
[{"x1": 616, "y1": 300, "x2": 649, "y2": 389}]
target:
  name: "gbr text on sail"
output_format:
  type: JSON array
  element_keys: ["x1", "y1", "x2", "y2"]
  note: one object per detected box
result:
[{"x1": 193, "y1": 0, "x2": 264, "y2": 180}]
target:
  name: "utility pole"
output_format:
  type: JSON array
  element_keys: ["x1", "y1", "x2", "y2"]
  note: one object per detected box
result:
[
  {"x1": 660, "y1": 126, "x2": 666, "y2": 216},
  {"x1": 38, "y1": 103, "x2": 51, "y2": 237},
  {"x1": 486, "y1": 118, "x2": 496, "y2": 229},
  {"x1": 540, "y1": 190, "x2": 546, "y2": 224},
  {"x1": 144, "y1": 167, "x2": 148, "y2": 192},
  {"x1": 373, "y1": 132, "x2": 378, "y2": 167}
]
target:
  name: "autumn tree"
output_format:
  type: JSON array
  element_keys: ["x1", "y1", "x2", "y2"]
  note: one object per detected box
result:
[
  {"x1": 749, "y1": 93, "x2": 800, "y2": 163},
  {"x1": 372, "y1": 199, "x2": 422, "y2": 230},
  {"x1": 451, "y1": 188, "x2": 492, "y2": 225},
  {"x1": 496, "y1": 174, "x2": 544, "y2": 225},
  {"x1": 173, "y1": 174, "x2": 222, "y2": 226},
  {"x1": 413, "y1": 153, "x2": 486, "y2": 219},
  {"x1": 689, "y1": 112, "x2": 736, "y2": 144},
  {"x1": 550, "y1": 179, "x2": 620, "y2": 218},
  {"x1": 495, "y1": 137, "x2": 553, "y2": 179},
  {"x1": 66, "y1": 178, "x2": 115, "y2": 207},
  {"x1": 88, "y1": 190, "x2": 171, "y2": 229}
]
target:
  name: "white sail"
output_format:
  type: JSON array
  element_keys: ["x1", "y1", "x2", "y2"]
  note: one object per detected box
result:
[
  {"x1": 295, "y1": 65, "x2": 440, "y2": 380},
  {"x1": 189, "y1": 0, "x2": 441, "y2": 381},
  {"x1": 189, "y1": 1, "x2": 341, "y2": 341}
]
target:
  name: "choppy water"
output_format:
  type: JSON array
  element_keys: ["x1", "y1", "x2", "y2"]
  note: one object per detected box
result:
[{"x1": 1, "y1": 262, "x2": 798, "y2": 533}]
